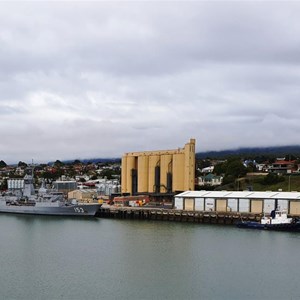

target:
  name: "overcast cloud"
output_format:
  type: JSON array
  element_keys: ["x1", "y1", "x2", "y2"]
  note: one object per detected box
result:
[{"x1": 0, "y1": 1, "x2": 300, "y2": 163}]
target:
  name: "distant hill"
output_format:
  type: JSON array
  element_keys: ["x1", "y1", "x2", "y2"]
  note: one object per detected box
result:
[
  {"x1": 196, "y1": 145, "x2": 300, "y2": 159},
  {"x1": 47, "y1": 146, "x2": 300, "y2": 165},
  {"x1": 48, "y1": 158, "x2": 121, "y2": 165}
]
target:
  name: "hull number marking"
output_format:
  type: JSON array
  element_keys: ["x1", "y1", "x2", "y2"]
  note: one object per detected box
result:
[{"x1": 74, "y1": 207, "x2": 85, "y2": 213}]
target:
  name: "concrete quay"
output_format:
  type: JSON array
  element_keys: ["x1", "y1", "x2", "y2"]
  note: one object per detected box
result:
[{"x1": 96, "y1": 205, "x2": 261, "y2": 224}]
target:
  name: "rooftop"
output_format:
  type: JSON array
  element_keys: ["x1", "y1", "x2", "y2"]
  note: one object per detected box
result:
[{"x1": 176, "y1": 190, "x2": 300, "y2": 200}]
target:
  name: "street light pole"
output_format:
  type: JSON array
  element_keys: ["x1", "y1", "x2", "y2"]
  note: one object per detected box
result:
[
  {"x1": 236, "y1": 175, "x2": 240, "y2": 191},
  {"x1": 288, "y1": 175, "x2": 291, "y2": 192}
]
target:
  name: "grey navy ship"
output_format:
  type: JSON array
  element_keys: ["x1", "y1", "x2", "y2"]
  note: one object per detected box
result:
[{"x1": 0, "y1": 167, "x2": 102, "y2": 217}]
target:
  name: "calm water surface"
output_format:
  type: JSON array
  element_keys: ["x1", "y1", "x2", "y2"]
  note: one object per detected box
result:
[{"x1": 0, "y1": 214, "x2": 299, "y2": 300}]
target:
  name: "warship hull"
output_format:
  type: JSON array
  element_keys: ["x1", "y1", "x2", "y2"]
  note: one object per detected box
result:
[
  {"x1": 0, "y1": 166, "x2": 102, "y2": 217},
  {"x1": 0, "y1": 203, "x2": 102, "y2": 217}
]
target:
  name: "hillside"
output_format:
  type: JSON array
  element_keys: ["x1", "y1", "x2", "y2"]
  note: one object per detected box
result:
[
  {"x1": 196, "y1": 145, "x2": 300, "y2": 160},
  {"x1": 215, "y1": 174, "x2": 300, "y2": 192}
]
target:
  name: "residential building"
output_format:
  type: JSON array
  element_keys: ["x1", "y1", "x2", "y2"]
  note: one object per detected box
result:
[
  {"x1": 198, "y1": 173, "x2": 223, "y2": 186},
  {"x1": 269, "y1": 160, "x2": 297, "y2": 174}
]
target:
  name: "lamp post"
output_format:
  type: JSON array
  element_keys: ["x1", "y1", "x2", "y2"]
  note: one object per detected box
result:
[
  {"x1": 236, "y1": 175, "x2": 241, "y2": 191},
  {"x1": 288, "y1": 175, "x2": 291, "y2": 192}
]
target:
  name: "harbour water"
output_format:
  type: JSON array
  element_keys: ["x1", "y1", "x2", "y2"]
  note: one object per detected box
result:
[{"x1": 0, "y1": 215, "x2": 300, "y2": 300}]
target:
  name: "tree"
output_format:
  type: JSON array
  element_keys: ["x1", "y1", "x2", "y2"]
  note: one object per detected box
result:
[
  {"x1": 18, "y1": 161, "x2": 28, "y2": 168},
  {"x1": 262, "y1": 173, "x2": 284, "y2": 185},
  {"x1": 225, "y1": 160, "x2": 247, "y2": 178},
  {"x1": 100, "y1": 169, "x2": 114, "y2": 180},
  {"x1": 0, "y1": 160, "x2": 7, "y2": 168},
  {"x1": 222, "y1": 174, "x2": 235, "y2": 185},
  {"x1": 41, "y1": 171, "x2": 57, "y2": 181},
  {"x1": 197, "y1": 159, "x2": 211, "y2": 170},
  {"x1": 285, "y1": 154, "x2": 297, "y2": 161},
  {"x1": 214, "y1": 162, "x2": 227, "y2": 175},
  {"x1": 214, "y1": 159, "x2": 246, "y2": 178},
  {"x1": 54, "y1": 160, "x2": 64, "y2": 167},
  {"x1": 0, "y1": 178, "x2": 8, "y2": 190},
  {"x1": 65, "y1": 166, "x2": 76, "y2": 178},
  {"x1": 246, "y1": 161, "x2": 256, "y2": 173},
  {"x1": 214, "y1": 159, "x2": 247, "y2": 186}
]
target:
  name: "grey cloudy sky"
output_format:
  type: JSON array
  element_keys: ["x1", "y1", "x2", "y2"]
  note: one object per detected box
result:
[{"x1": 1, "y1": 1, "x2": 300, "y2": 163}]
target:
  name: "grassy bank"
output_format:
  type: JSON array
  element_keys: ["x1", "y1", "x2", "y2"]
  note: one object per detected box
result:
[{"x1": 217, "y1": 174, "x2": 300, "y2": 192}]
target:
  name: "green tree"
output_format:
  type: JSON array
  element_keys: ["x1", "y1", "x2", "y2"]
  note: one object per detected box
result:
[
  {"x1": 214, "y1": 159, "x2": 246, "y2": 185},
  {"x1": 100, "y1": 169, "x2": 114, "y2": 180},
  {"x1": 65, "y1": 166, "x2": 76, "y2": 178},
  {"x1": 41, "y1": 171, "x2": 57, "y2": 181},
  {"x1": 54, "y1": 160, "x2": 64, "y2": 167},
  {"x1": 0, "y1": 160, "x2": 7, "y2": 168},
  {"x1": 197, "y1": 159, "x2": 211, "y2": 170},
  {"x1": 262, "y1": 173, "x2": 284, "y2": 185},
  {"x1": 246, "y1": 162, "x2": 256, "y2": 173},
  {"x1": 284, "y1": 154, "x2": 297, "y2": 161},
  {"x1": 225, "y1": 160, "x2": 247, "y2": 178},
  {"x1": 0, "y1": 178, "x2": 8, "y2": 190},
  {"x1": 222, "y1": 174, "x2": 235, "y2": 185},
  {"x1": 90, "y1": 174, "x2": 98, "y2": 180},
  {"x1": 18, "y1": 161, "x2": 28, "y2": 168},
  {"x1": 214, "y1": 162, "x2": 227, "y2": 175}
]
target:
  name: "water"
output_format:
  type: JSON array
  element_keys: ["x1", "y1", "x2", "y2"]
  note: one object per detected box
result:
[{"x1": 0, "y1": 215, "x2": 300, "y2": 300}]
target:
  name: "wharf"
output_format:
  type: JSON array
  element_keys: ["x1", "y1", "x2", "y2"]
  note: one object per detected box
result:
[{"x1": 96, "y1": 206, "x2": 261, "y2": 224}]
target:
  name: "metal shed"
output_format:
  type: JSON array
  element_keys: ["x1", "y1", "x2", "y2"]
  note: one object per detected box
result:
[{"x1": 174, "y1": 191, "x2": 300, "y2": 215}]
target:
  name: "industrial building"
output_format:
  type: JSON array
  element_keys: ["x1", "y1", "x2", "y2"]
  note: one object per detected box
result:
[
  {"x1": 7, "y1": 179, "x2": 24, "y2": 190},
  {"x1": 68, "y1": 189, "x2": 98, "y2": 203},
  {"x1": 174, "y1": 190, "x2": 300, "y2": 215},
  {"x1": 121, "y1": 139, "x2": 196, "y2": 198},
  {"x1": 53, "y1": 180, "x2": 77, "y2": 194}
]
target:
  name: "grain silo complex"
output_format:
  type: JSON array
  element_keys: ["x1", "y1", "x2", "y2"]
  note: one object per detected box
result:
[{"x1": 121, "y1": 139, "x2": 196, "y2": 199}]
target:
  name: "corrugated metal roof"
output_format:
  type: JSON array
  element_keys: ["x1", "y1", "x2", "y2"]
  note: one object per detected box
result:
[
  {"x1": 176, "y1": 190, "x2": 300, "y2": 200},
  {"x1": 273, "y1": 192, "x2": 300, "y2": 200},
  {"x1": 245, "y1": 191, "x2": 279, "y2": 199}
]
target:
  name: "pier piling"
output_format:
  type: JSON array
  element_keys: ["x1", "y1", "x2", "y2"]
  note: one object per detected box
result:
[{"x1": 96, "y1": 206, "x2": 262, "y2": 225}]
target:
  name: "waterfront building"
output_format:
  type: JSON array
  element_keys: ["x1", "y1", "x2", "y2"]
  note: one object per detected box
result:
[
  {"x1": 174, "y1": 190, "x2": 300, "y2": 215},
  {"x1": 121, "y1": 139, "x2": 196, "y2": 196},
  {"x1": 68, "y1": 189, "x2": 98, "y2": 203}
]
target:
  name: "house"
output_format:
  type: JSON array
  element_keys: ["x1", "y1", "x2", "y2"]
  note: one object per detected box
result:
[
  {"x1": 198, "y1": 173, "x2": 223, "y2": 186},
  {"x1": 269, "y1": 160, "x2": 297, "y2": 174},
  {"x1": 201, "y1": 166, "x2": 214, "y2": 173}
]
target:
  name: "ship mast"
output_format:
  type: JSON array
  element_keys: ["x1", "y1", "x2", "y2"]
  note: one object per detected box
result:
[{"x1": 23, "y1": 166, "x2": 35, "y2": 198}]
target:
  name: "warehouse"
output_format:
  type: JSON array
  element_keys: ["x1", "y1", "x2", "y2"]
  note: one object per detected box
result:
[
  {"x1": 68, "y1": 189, "x2": 98, "y2": 203},
  {"x1": 174, "y1": 190, "x2": 300, "y2": 215}
]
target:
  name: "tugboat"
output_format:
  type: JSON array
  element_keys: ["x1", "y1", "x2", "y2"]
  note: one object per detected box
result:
[
  {"x1": 0, "y1": 167, "x2": 102, "y2": 217},
  {"x1": 236, "y1": 208, "x2": 300, "y2": 231}
]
